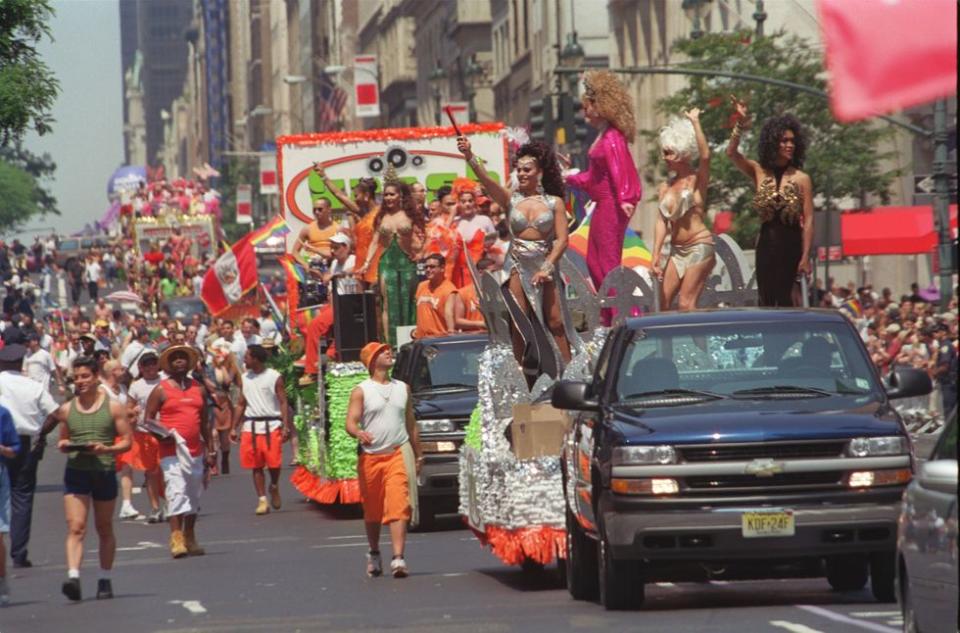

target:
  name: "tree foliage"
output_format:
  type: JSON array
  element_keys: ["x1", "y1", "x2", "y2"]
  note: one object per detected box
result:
[
  {"x1": 0, "y1": 157, "x2": 42, "y2": 233},
  {"x1": 643, "y1": 31, "x2": 900, "y2": 248},
  {"x1": 0, "y1": 0, "x2": 59, "y2": 146},
  {"x1": 0, "y1": 141, "x2": 58, "y2": 215}
]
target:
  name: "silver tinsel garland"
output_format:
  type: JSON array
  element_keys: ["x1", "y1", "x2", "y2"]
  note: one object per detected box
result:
[{"x1": 458, "y1": 331, "x2": 608, "y2": 532}]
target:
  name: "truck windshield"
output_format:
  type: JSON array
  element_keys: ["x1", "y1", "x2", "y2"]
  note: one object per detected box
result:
[
  {"x1": 615, "y1": 321, "x2": 881, "y2": 402},
  {"x1": 411, "y1": 342, "x2": 482, "y2": 392}
]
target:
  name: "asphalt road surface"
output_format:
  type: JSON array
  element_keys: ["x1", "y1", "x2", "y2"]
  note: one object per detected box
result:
[{"x1": 1, "y1": 443, "x2": 908, "y2": 633}]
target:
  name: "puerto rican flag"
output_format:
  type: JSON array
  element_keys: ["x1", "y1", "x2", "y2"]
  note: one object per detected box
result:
[{"x1": 201, "y1": 235, "x2": 258, "y2": 316}]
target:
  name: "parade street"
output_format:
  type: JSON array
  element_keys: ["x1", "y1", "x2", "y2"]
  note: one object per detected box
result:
[{"x1": 1, "y1": 451, "x2": 905, "y2": 633}]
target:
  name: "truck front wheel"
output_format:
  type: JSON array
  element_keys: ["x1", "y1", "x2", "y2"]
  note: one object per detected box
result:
[
  {"x1": 825, "y1": 554, "x2": 868, "y2": 591},
  {"x1": 565, "y1": 508, "x2": 598, "y2": 600},
  {"x1": 597, "y1": 533, "x2": 644, "y2": 610}
]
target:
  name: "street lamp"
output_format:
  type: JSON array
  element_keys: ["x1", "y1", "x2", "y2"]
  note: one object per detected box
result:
[
  {"x1": 682, "y1": 0, "x2": 710, "y2": 39},
  {"x1": 428, "y1": 62, "x2": 447, "y2": 125},
  {"x1": 464, "y1": 56, "x2": 484, "y2": 123}
]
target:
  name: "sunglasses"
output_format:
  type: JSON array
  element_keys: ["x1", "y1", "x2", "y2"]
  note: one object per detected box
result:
[{"x1": 424, "y1": 263, "x2": 441, "y2": 269}]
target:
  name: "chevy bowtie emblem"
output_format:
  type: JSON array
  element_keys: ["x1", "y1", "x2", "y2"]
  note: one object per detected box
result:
[{"x1": 744, "y1": 458, "x2": 784, "y2": 477}]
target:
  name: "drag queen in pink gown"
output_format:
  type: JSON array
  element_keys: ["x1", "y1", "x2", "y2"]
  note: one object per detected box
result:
[{"x1": 564, "y1": 70, "x2": 642, "y2": 291}]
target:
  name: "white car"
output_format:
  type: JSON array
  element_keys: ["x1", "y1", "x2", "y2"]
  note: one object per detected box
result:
[{"x1": 897, "y1": 412, "x2": 958, "y2": 633}]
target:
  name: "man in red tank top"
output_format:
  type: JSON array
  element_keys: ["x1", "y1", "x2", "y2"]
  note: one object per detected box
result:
[{"x1": 144, "y1": 345, "x2": 213, "y2": 559}]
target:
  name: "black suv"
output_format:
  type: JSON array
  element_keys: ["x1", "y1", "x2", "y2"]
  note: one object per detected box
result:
[
  {"x1": 394, "y1": 333, "x2": 486, "y2": 526},
  {"x1": 552, "y1": 309, "x2": 931, "y2": 609}
]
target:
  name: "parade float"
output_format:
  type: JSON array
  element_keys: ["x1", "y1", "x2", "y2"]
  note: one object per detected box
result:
[{"x1": 276, "y1": 123, "x2": 510, "y2": 506}]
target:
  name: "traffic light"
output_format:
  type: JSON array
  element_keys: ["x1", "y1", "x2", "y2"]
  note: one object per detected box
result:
[
  {"x1": 572, "y1": 98, "x2": 587, "y2": 145},
  {"x1": 529, "y1": 97, "x2": 554, "y2": 143}
]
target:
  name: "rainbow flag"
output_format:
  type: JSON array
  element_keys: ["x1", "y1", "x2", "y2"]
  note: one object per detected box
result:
[
  {"x1": 249, "y1": 214, "x2": 291, "y2": 245},
  {"x1": 568, "y1": 208, "x2": 651, "y2": 269},
  {"x1": 278, "y1": 254, "x2": 320, "y2": 336},
  {"x1": 839, "y1": 297, "x2": 863, "y2": 319}
]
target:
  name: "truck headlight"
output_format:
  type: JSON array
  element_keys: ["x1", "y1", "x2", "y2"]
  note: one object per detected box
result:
[
  {"x1": 417, "y1": 419, "x2": 455, "y2": 434},
  {"x1": 612, "y1": 445, "x2": 677, "y2": 466},
  {"x1": 847, "y1": 436, "x2": 909, "y2": 457}
]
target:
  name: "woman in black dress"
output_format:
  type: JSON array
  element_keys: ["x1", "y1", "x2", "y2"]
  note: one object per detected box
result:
[{"x1": 726, "y1": 98, "x2": 814, "y2": 307}]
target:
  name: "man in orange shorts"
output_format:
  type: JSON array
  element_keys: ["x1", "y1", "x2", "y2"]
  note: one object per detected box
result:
[
  {"x1": 124, "y1": 352, "x2": 164, "y2": 523},
  {"x1": 231, "y1": 345, "x2": 291, "y2": 515},
  {"x1": 345, "y1": 342, "x2": 422, "y2": 578}
]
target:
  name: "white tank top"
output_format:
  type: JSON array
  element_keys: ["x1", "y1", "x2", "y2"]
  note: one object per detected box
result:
[
  {"x1": 358, "y1": 378, "x2": 409, "y2": 454},
  {"x1": 241, "y1": 367, "x2": 282, "y2": 432}
]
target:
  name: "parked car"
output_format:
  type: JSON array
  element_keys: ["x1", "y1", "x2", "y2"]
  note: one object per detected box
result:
[
  {"x1": 897, "y1": 410, "x2": 957, "y2": 633},
  {"x1": 161, "y1": 297, "x2": 207, "y2": 322},
  {"x1": 552, "y1": 308, "x2": 932, "y2": 610},
  {"x1": 394, "y1": 333, "x2": 485, "y2": 526}
]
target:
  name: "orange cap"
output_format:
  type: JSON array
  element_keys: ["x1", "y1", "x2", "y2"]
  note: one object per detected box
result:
[{"x1": 359, "y1": 342, "x2": 390, "y2": 373}]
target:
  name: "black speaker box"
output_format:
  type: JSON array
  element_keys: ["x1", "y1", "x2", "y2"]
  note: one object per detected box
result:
[{"x1": 332, "y1": 290, "x2": 377, "y2": 361}]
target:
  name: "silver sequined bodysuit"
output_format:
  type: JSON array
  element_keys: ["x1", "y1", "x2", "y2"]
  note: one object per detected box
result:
[{"x1": 501, "y1": 191, "x2": 581, "y2": 377}]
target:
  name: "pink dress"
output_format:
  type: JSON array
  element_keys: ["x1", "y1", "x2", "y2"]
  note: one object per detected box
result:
[{"x1": 564, "y1": 126, "x2": 642, "y2": 289}]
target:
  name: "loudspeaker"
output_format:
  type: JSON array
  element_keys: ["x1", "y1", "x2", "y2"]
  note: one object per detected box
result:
[{"x1": 332, "y1": 290, "x2": 377, "y2": 361}]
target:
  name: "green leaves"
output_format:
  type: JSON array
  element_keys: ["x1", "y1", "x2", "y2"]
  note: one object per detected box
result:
[
  {"x1": 645, "y1": 30, "x2": 900, "y2": 248},
  {"x1": 0, "y1": 0, "x2": 59, "y2": 146}
]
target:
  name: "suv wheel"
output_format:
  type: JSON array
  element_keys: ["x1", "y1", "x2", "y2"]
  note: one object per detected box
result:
[
  {"x1": 825, "y1": 554, "x2": 868, "y2": 591},
  {"x1": 565, "y1": 508, "x2": 598, "y2": 600},
  {"x1": 870, "y1": 551, "x2": 896, "y2": 603},
  {"x1": 597, "y1": 534, "x2": 644, "y2": 610}
]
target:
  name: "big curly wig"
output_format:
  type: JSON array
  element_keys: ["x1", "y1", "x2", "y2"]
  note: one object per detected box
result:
[
  {"x1": 758, "y1": 114, "x2": 807, "y2": 171},
  {"x1": 582, "y1": 70, "x2": 636, "y2": 141},
  {"x1": 515, "y1": 141, "x2": 566, "y2": 199}
]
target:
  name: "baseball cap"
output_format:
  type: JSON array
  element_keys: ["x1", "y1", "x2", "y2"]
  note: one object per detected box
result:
[
  {"x1": 885, "y1": 323, "x2": 901, "y2": 334},
  {"x1": 95, "y1": 319, "x2": 110, "y2": 328},
  {"x1": 329, "y1": 232, "x2": 352, "y2": 247}
]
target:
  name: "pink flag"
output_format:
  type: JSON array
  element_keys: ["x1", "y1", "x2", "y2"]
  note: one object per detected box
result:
[{"x1": 818, "y1": 0, "x2": 957, "y2": 122}]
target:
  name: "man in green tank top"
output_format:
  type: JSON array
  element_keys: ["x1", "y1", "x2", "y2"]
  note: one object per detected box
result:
[{"x1": 42, "y1": 356, "x2": 132, "y2": 602}]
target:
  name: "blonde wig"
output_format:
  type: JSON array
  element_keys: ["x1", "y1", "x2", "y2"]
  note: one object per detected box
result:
[
  {"x1": 658, "y1": 116, "x2": 699, "y2": 162},
  {"x1": 582, "y1": 70, "x2": 636, "y2": 141}
]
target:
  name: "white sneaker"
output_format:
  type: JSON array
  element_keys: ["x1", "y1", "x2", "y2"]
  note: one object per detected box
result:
[
  {"x1": 0, "y1": 576, "x2": 10, "y2": 606},
  {"x1": 390, "y1": 557, "x2": 408, "y2": 578},
  {"x1": 365, "y1": 551, "x2": 382, "y2": 577},
  {"x1": 118, "y1": 506, "x2": 143, "y2": 521}
]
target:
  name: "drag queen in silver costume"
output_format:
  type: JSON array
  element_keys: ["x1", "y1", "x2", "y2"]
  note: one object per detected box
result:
[{"x1": 456, "y1": 136, "x2": 581, "y2": 381}]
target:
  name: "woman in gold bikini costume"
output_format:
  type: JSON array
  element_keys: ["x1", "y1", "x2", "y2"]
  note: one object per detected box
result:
[
  {"x1": 651, "y1": 108, "x2": 715, "y2": 311},
  {"x1": 726, "y1": 97, "x2": 814, "y2": 307},
  {"x1": 355, "y1": 170, "x2": 426, "y2": 346}
]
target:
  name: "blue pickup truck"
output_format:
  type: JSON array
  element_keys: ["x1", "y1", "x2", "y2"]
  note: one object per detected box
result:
[{"x1": 552, "y1": 309, "x2": 932, "y2": 610}]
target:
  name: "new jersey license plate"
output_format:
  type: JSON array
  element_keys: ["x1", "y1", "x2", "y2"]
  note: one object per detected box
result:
[{"x1": 741, "y1": 510, "x2": 795, "y2": 538}]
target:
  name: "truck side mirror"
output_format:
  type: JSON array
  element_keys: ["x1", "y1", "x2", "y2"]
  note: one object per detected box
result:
[
  {"x1": 552, "y1": 380, "x2": 599, "y2": 412},
  {"x1": 885, "y1": 367, "x2": 933, "y2": 400}
]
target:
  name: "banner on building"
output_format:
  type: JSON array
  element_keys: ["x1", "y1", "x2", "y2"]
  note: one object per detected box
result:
[
  {"x1": 260, "y1": 154, "x2": 278, "y2": 194},
  {"x1": 353, "y1": 55, "x2": 380, "y2": 118},
  {"x1": 276, "y1": 123, "x2": 508, "y2": 244},
  {"x1": 236, "y1": 184, "x2": 253, "y2": 223}
]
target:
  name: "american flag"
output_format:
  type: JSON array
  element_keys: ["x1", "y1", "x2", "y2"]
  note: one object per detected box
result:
[{"x1": 317, "y1": 75, "x2": 348, "y2": 132}]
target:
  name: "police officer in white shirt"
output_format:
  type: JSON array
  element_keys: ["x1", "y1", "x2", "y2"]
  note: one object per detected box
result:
[{"x1": 0, "y1": 344, "x2": 59, "y2": 567}]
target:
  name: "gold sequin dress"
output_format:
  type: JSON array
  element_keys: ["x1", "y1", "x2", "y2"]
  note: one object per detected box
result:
[{"x1": 754, "y1": 174, "x2": 803, "y2": 307}]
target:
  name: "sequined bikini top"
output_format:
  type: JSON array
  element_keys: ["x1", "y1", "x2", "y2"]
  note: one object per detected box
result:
[
  {"x1": 509, "y1": 191, "x2": 556, "y2": 239},
  {"x1": 754, "y1": 175, "x2": 802, "y2": 225},
  {"x1": 377, "y1": 212, "x2": 414, "y2": 238},
  {"x1": 659, "y1": 188, "x2": 694, "y2": 222}
]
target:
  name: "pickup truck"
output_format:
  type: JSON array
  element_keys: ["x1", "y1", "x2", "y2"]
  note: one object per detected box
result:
[
  {"x1": 552, "y1": 309, "x2": 932, "y2": 610},
  {"x1": 394, "y1": 333, "x2": 486, "y2": 526}
]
